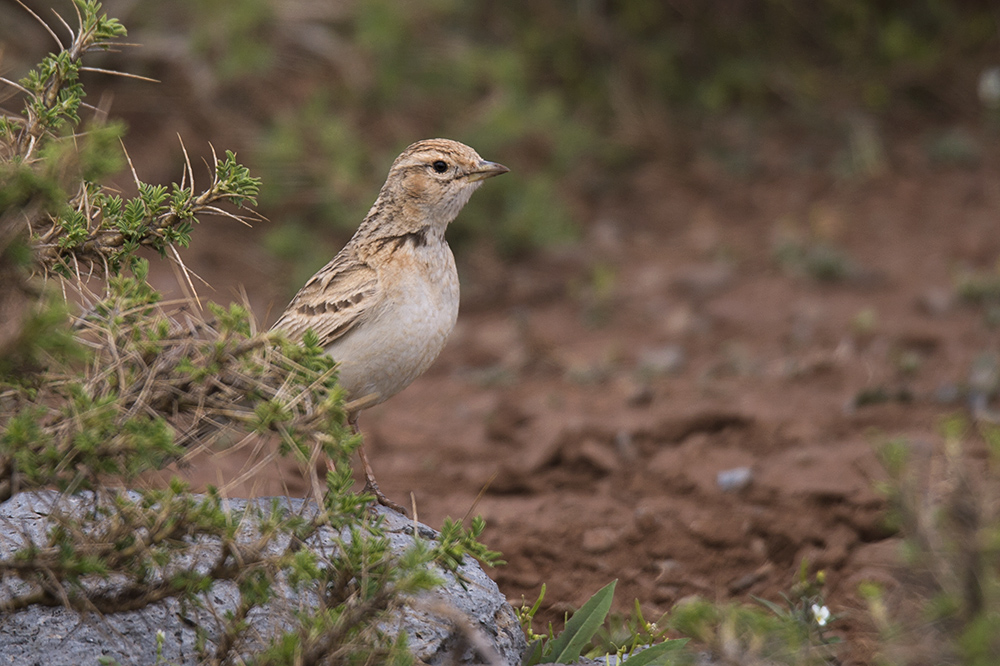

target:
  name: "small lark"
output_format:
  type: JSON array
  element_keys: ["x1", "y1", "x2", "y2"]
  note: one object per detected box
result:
[{"x1": 271, "y1": 139, "x2": 508, "y2": 510}]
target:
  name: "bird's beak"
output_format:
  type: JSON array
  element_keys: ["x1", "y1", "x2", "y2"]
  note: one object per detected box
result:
[{"x1": 467, "y1": 160, "x2": 510, "y2": 182}]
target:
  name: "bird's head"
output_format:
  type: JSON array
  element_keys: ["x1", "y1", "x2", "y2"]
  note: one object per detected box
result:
[{"x1": 382, "y1": 138, "x2": 509, "y2": 226}]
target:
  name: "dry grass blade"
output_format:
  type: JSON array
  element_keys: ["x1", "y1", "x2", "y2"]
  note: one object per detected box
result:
[
  {"x1": 121, "y1": 139, "x2": 142, "y2": 191},
  {"x1": 60, "y1": 4, "x2": 78, "y2": 41},
  {"x1": 0, "y1": 77, "x2": 31, "y2": 96},
  {"x1": 178, "y1": 133, "x2": 195, "y2": 191},
  {"x1": 168, "y1": 242, "x2": 204, "y2": 310},
  {"x1": 462, "y1": 470, "x2": 498, "y2": 525},
  {"x1": 197, "y1": 205, "x2": 258, "y2": 227},
  {"x1": 78, "y1": 67, "x2": 159, "y2": 83}
]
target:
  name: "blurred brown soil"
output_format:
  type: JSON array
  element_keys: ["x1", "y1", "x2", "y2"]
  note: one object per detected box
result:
[{"x1": 139, "y1": 122, "x2": 1000, "y2": 665}]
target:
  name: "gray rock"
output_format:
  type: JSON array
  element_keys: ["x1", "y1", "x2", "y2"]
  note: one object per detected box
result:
[{"x1": 0, "y1": 491, "x2": 526, "y2": 665}]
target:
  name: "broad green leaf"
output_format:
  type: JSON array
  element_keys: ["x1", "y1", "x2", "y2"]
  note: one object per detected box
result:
[{"x1": 545, "y1": 579, "x2": 616, "y2": 663}]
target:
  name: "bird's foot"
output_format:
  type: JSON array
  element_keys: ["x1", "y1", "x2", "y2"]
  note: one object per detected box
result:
[{"x1": 362, "y1": 479, "x2": 407, "y2": 515}]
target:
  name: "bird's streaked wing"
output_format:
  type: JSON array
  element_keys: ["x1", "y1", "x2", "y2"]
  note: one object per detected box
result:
[{"x1": 271, "y1": 251, "x2": 380, "y2": 348}]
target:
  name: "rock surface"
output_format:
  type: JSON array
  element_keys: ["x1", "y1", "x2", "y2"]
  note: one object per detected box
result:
[{"x1": 0, "y1": 491, "x2": 526, "y2": 665}]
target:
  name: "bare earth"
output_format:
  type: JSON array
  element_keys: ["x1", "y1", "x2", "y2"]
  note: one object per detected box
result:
[{"x1": 151, "y1": 125, "x2": 1000, "y2": 665}]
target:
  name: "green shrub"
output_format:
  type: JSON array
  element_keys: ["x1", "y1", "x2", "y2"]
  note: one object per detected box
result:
[{"x1": 0, "y1": 3, "x2": 502, "y2": 663}]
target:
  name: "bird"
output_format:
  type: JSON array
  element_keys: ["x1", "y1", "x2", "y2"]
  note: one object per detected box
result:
[{"x1": 271, "y1": 138, "x2": 508, "y2": 511}]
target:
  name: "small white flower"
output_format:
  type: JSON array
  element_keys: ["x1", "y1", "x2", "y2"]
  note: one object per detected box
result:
[{"x1": 811, "y1": 603, "x2": 831, "y2": 627}]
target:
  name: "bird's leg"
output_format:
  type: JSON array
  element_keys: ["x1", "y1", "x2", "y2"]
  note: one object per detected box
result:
[{"x1": 349, "y1": 414, "x2": 407, "y2": 514}]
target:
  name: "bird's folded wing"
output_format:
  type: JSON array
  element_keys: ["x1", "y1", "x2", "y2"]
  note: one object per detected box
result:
[{"x1": 271, "y1": 254, "x2": 380, "y2": 348}]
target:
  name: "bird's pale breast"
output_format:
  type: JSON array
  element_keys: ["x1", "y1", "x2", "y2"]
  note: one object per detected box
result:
[{"x1": 325, "y1": 240, "x2": 459, "y2": 405}]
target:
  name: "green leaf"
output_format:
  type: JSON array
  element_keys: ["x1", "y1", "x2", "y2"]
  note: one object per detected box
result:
[
  {"x1": 620, "y1": 639, "x2": 689, "y2": 666},
  {"x1": 752, "y1": 594, "x2": 789, "y2": 618},
  {"x1": 521, "y1": 639, "x2": 544, "y2": 666},
  {"x1": 544, "y1": 579, "x2": 617, "y2": 663}
]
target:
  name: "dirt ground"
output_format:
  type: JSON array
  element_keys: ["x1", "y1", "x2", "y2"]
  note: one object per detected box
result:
[{"x1": 135, "y1": 119, "x2": 1000, "y2": 664}]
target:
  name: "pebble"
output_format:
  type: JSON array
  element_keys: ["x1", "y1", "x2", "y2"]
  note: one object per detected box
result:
[
  {"x1": 638, "y1": 345, "x2": 686, "y2": 376},
  {"x1": 581, "y1": 527, "x2": 619, "y2": 554},
  {"x1": 626, "y1": 382, "x2": 654, "y2": 407},
  {"x1": 633, "y1": 506, "x2": 660, "y2": 533},
  {"x1": 672, "y1": 262, "x2": 734, "y2": 300},
  {"x1": 933, "y1": 383, "x2": 961, "y2": 404},
  {"x1": 717, "y1": 466, "x2": 753, "y2": 492},
  {"x1": 916, "y1": 287, "x2": 955, "y2": 317},
  {"x1": 615, "y1": 430, "x2": 639, "y2": 463},
  {"x1": 578, "y1": 440, "x2": 620, "y2": 474}
]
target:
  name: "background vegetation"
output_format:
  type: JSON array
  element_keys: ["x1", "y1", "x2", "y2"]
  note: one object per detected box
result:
[{"x1": 5, "y1": 0, "x2": 995, "y2": 291}]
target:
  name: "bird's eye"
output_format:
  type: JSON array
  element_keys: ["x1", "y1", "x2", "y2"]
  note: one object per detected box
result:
[{"x1": 431, "y1": 160, "x2": 449, "y2": 173}]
